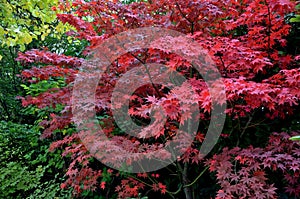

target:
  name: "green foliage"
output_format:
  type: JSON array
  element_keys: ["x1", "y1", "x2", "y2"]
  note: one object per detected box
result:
[
  {"x1": 0, "y1": 121, "x2": 36, "y2": 164},
  {"x1": 0, "y1": 0, "x2": 70, "y2": 52},
  {"x1": 21, "y1": 77, "x2": 66, "y2": 96},
  {"x1": 290, "y1": 4, "x2": 300, "y2": 22},
  {"x1": 0, "y1": 46, "x2": 23, "y2": 121},
  {"x1": 27, "y1": 173, "x2": 72, "y2": 199},
  {"x1": 0, "y1": 0, "x2": 75, "y2": 122},
  {"x1": 0, "y1": 2, "x2": 85, "y2": 122},
  {"x1": 0, "y1": 1, "x2": 86, "y2": 198},
  {"x1": 0, "y1": 162, "x2": 43, "y2": 198},
  {"x1": 290, "y1": 15, "x2": 300, "y2": 22},
  {"x1": 290, "y1": 135, "x2": 300, "y2": 142},
  {"x1": 0, "y1": 121, "x2": 72, "y2": 198},
  {"x1": 43, "y1": 34, "x2": 89, "y2": 56}
]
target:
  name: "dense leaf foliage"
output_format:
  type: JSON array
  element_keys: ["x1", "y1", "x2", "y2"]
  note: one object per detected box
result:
[
  {"x1": 16, "y1": 0, "x2": 300, "y2": 198},
  {"x1": 0, "y1": 0, "x2": 78, "y2": 122},
  {"x1": 0, "y1": 0, "x2": 71, "y2": 52},
  {"x1": 0, "y1": 121, "x2": 72, "y2": 198}
]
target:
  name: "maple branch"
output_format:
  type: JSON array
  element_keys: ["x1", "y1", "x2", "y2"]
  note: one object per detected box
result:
[
  {"x1": 215, "y1": 52, "x2": 227, "y2": 75},
  {"x1": 106, "y1": 176, "x2": 114, "y2": 199},
  {"x1": 265, "y1": 0, "x2": 272, "y2": 58},
  {"x1": 182, "y1": 162, "x2": 193, "y2": 199},
  {"x1": 175, "y1": 2, "x2": 193, "y2": 25},
  {"x1": 191, "y1": 22, "x2": 194, "y2": 35},
  {"x1": 236, "y1": 114, "x2": 253, "y2": 147},
  {"x1": 167, "y1": 184, "x2": 182, "y2": 195},
  {"x1": 233, "y1": 113, "x2": 254, "y2": 174},
  {"x1": 127, "y1": 174, "x2": 176, "y2": 199},
  {"x1": 127, "y1": 174, "x2": 153, "y2": 187},
  {"x1": 183, "y1": 166, "x2": 209, "y2": 187},
  {"x1": 230, "y1": 101, "x2": 236, "y2": 117},
  {"x1": 246, "y1": 118, "x2": 267, "y2": 128},
  {"x1": 219, "y1": 56, "x2": 225, "y2": 69},
  {"x1": 129, "y1": 52, "x2": 163, "y2": 98},
  {"x1": 110, "y1": 31, "x2": 162, "y2": 98}
]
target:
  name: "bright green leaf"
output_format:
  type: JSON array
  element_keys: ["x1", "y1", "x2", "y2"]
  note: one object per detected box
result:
[
  {"x1": 290, "y1": 15, "x2": 300, "y2": 23},
  {"x1": 289, "y1": 135, "x2": 300, "y2": 141}
]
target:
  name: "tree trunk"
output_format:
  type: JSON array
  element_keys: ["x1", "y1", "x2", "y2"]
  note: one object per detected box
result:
[{"x1": 183, "y1": 162, "x2": 193, "y2": 199}]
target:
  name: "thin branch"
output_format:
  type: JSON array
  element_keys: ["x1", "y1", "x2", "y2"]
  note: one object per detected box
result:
[
  {"x1": 183, "y1": 166, "x2": 209, "y2": 187},
  {"x1": 129, "y1": 52, "x2": 162, "y2": 98},
  {"x1": 175, "y1": 2, "x2": 193, "y2": 24},
  {"x1": 265, "y1": 0, "x2": 272, "y2": 59},
  {"x1": 236, "y1": 114, "x2": 253, "y2": 147}
]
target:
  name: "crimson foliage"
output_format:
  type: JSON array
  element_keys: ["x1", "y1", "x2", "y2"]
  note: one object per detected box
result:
[{"x1": 17, "y1": 0, "x2": 300, "y2": 198}]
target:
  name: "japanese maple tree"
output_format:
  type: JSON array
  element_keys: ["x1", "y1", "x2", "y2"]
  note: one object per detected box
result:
[{"x1": 17, "y1": 0, "x2": 300, "y2": 198}]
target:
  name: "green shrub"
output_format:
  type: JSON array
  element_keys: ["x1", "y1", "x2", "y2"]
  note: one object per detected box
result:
[{"x1": 0, "y1": 121, "x2": 71, "y2": 198}]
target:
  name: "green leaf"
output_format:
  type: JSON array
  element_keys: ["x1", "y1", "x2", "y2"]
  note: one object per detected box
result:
[
  {"x1": 290, "y1": 15, "x2": 300, "y2": 23},
  {"x1": 289, "y1": 135, "x2": 300, "y2": 141}
]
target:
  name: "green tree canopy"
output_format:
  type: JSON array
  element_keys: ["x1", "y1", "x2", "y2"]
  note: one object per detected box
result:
[{"x1": 0, "y1": 0, "x2": 70, "y2": 55}]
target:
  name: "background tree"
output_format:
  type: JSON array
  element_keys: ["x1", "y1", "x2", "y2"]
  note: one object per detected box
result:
[
  {"x1": 0, "y1": 0, "x2": 87, "y2": 198},
  {"x1": 0, "y1": 0, "x2": 73, "y2": 121}
]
